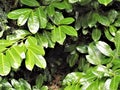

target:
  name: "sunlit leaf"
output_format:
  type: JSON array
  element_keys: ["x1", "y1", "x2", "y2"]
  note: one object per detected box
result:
[
  {"x1": 51, "y1": 27, "x2": 66, "y2": 45},
  {"x1": 36, "y1": 7, "x2": 47, "y2": 28},
  {"x1": 46, "y1": 4, "x2": 55, "y2": 17},
  {"x1": 98, "y1": 0, "x2": 112, "y2": 6},
  {"x1": 68, "y1": 0, "x2": 79, "y2": 3},
  {"x1": 59, "y1": 17, "x2": 75, "y2": 25},
  {"x1": 60, "y1": 25, "x2": 77, "y2": 36},
  {"x1": 28, "y1": 11, "x2": 39, "y2": 34},
  {"x1": 0, "y1": 53, "x2": 11, "y2": 76},
  {"x1": 7, "y1": 8, "x2": 32, "y2": 19},
  {"x1": 96, "y1": 41, "x2": 113, "y2": 56},
  {"x1": 92, "y1": 28, "x2": 101, "y2": 41},
  {"x1": 25, "y1": 36, "x2": 37, "y2": 46}
]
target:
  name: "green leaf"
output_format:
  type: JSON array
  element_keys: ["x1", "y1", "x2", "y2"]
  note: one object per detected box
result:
[
  {"x1": 0, "y1": 53, "x2": 11, "y2": 76},
  {"x1": 7, "y1": 29, "x2": 30, "y2": 41},
  {"x1": 86, "y1": 43, "x2": 102, "y2": 65},
  {"x1": 104, "y1": 79, "x2": 111, "y2": 90},
  {"x1": 97, "y1": 14, "x2": 110, "y2": 26},
  {"x1": 86, "y1": 80, "x2": 99, "y2": 90},
  {"x1": 0, "y1": 46, "x2": 7, "y2": 53},
  {"x1": 109, "y1": 26, "x2": 117, "y2": 36},
  {"x1": 0, "y1": 40, "x2": 14, "y2": 47},
  {"x1": 46, "y1": 5, "x2": 55, "y2": 17},
  {"x1": 35, "y1": 33, "x2": 48, "y2": 48},
  {"x1": 36, "y1": 7, "x2": 47, "y2": 28},
  {"x1": 6, "y1": 46, "x2": 23, "y2": 69},
  {"x1": 60, "y1": 25, "x2": 77, "y2": 36},
  {"x1": 25, "y1": 49, "x2": 35, "y2": 71},
  {"x1": 67, "y1": 53, "x2": 79, "y2": 67},
  {"x1": 35, "y1": 55, "x2": 46, "y2": 69},
  {"x1": 108, "y1": 10, "x2": 118, "y2": 23},
  {"x1": 43, "y1": 31, "x2": 55, "y2": 48},
  {"x1": 28, "y1": 11, "x2": 39, "y2": 34},
  {"x1": 25, "y1": 36, "x2": 37, "y2": 46},
  {"x1": 51, "y1": 27, "x2": 66, "y2": 45},
  {"x1": 68, "y1": 0, "x2": 79, "y2": 3},
  {"x1": 76, "y1": 45, "x2": 88, "y2": 53},
  {"x1": 20, "y1": 0, "x2": 39, "y2": 7},
  {"x1": 59, "y1": 17, "x2": 75, "y2": 25},
  {"x1": 28, "y1": 45, "x2": 45, "y2": 56},
  {"x1": 51, "y1": 12, "x2": 64, "y2": 25},
  {"x1": 92, "y1": 28, "x2": 101, "y2": 42},
  {"x1": 110, "y1": 75, "x2": 120, "y2": 90},
  {"x1": 114, "y1": 31, "x2": 120, "y2": 55},
  {"x1": 96, "y1": 41, "x2": 113, "y2": 56},
  {"x1": 7, "y1": 8, "x2": 32, "y2": 20},
  {"x1": 98, "y1": 0, "x2": 112, "y2": 6},
  {"x1": 17, "y1": 11, "x2": 31, "y2": 26},
  {"x1": 104, "y1": 29, "x2": 114, "y2": 42}
]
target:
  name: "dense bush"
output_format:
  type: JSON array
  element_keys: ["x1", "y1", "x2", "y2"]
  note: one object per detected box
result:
[{"x1": 1, "y1": 0, "x2": 120, "y2": 90}]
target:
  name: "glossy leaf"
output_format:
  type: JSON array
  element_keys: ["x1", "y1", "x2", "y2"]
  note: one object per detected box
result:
[
  {"x1": 0, "y1": 53, "x2": 11, "y2": 76},
  {"x1": 35, "y1": 33, "x2": 48, "y2": 48},
  {"x1": 35, "y1": 55, "x2": 46, "y2": 69},
  {"x1": 104, "y1": 29, "x2": 114, "y2": 42},
  {"x1": 25, "y1": 49, "x2": 35, "y2": 71},
  {"x1": 60, "y1": 25, "x2": 77, "y2": 36},
  {"x1": 36, "y1": 7, "x2": 47, "y2": 28},
  {"x1": 108, "y1": 10, "x2": 118, "y2": 23},
  {"x1": 76, "y1": 45, "x2": 87, "y2": 53},
  {"x1": 96, "y1": 41, "x2": 113, "y2": 56},
  {"x1": 51, "y1": 27, "x2": 66, "y2": 45},
  {"x1": 103, "y1": 79, "x2": 111, "y2": 90},
  {"x1": 43, "y1": 31, "x2": 55, "y2": 48},
  {"x1": 59, "y1": 17, "x2": 75, "y2": 25},
  {"x1": 109, "y1": 26, "x2": 117, "y2": 36},
  {"x1": 92, "y1": 28, "x2": 101, "y2": 41},
  {"x1": 17, "y1": 11, "x2": 31, "y2": 26},
  {"x1": 0, "y1": 40, "x2": 14, "y2": 47},
  {"x1": 7, "y1": 8, "x2": 32, "y2": 19},
  {"x1": 97, "y1": 14, "x2": 110, "y2": 26},
  {"x1": 25, "y1": 36, "x2": 37, "y2": 46},
  {"x1": 68, "y1": 0, "x2": 79, "y2": 3},
  {"x1": 6, "y1": 46, "x2": 23, "y2": 69},
  {"x1": 20, "y1": 0, "x2": 39, "y2": 7},
  {"x1": 28, "y1": 11, "x2": 39, "y2": 34},
  {"x1": 86, "y1": 43, "x2": 102, "y2": 65},
  {"x1": 98, "y1": 0, "x2": 112, "y2": 6},
  {"x1": 28, "y1": 45, "x2": 45, "y2": 56}
]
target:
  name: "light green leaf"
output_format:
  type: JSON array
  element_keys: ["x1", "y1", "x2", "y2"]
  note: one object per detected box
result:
[
  {"x1": 17, "y1": 11, "x2": 31, "y2": 26},
  {"x1": 60, "y1": 25, "x2": 77, "y2": 36},
  {"x1": 104, "y1": 29, "x2": 114, "y2": 42},
  {"x1": 35, "y1": 55, "x2": 46, "y2": 69},
  {"x1": 46, "y1": 5, "x2": 55, "y2": 17},
  {"x1": 96, "y1": 41, "x2": 113, "y2": 56},
  {"x1": 35, "y1": 33, "x2": 48, "y2": 48},
  {"x1": 98, "y1": 0, "x2": 112, "y2": 6},
  {"x1": 25, "y1": 49, "x2": 35, "y2": 71},
  {"x1": 51, "y1": 27, "x2": 66, "y2": 45},
  {"x1": 25, "y1": 36, "x2": 37, "y2": 46},
  {"x1": 7, "y1": 8, "x2": 32, "y2": 19},
  {"x1": 20, "y1": 0, "x2": 39, "y2": 7},
  {"x1": 0, "y1": 40, "x2": 14, "y2": 47},
  {"x1": 103, "y1": 79, "x2": 111, "y2": 90},
  {"x1": 86, "y1": 80, "x2": 99, "y2": 90},
  {"x1": 92, "y1": 28, "x2": 101, "y2": 42},
  {"x1": 43, "y1": 31, "x2": 55, "y2": 48},
  {"x1": 114, "y1": 31, "x2": 120, "y2": 55},
  {"x1": 110, "y1": 75, "x2": 120, "y2": 90},
  {"x1": 7, "y1": 29, "x2": 30, "y2": 41},
  {"x1": 0, "y1": 46, "x2": 7, "y2": 53},
  {"x1": 59, "y1": 17, "x2": 75, "y2": 25},
  {"x1": 0, "y1": 53, "x2": 11, "y2": 76},
  {"x1": 76, "y1": 45, "x2": 87, "y2": 53},
  {"x1": 28, "y1": 45, "x2": 45, "y2": 56},
  {"x1": 36, "y1": 7, "x2": 47, "y2": 28},
  {"x1": 6, "y1": 46, "x2": 23, "y2": 69},
  {"x1": 28, "y1": 11, "x2": 39, "y2": 34},
  {"x1": 108, "y1": 10, "x2": 118, "y2": 23}
]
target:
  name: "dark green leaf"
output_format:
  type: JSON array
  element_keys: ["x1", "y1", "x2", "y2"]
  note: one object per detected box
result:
[
  {"x1": 20, "y1": 0, "x2": 40, "y2": 7},
  {"x1": 92, "y1": 28, "x2": 101, "y2": 41},
  {"x1": 60, "y1": 25, "x2": 77, "y2": 36},
  {"x1": 7, "y1": 8, "x2": 32, "y2": 20},
  {"x1": 28, "y1": 11, "x2": 39, "y2": 34}
]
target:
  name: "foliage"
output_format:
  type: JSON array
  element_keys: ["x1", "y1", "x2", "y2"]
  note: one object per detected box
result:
[{"x1": 1, "y1": 0, "x2": 120, "y2": 90}]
